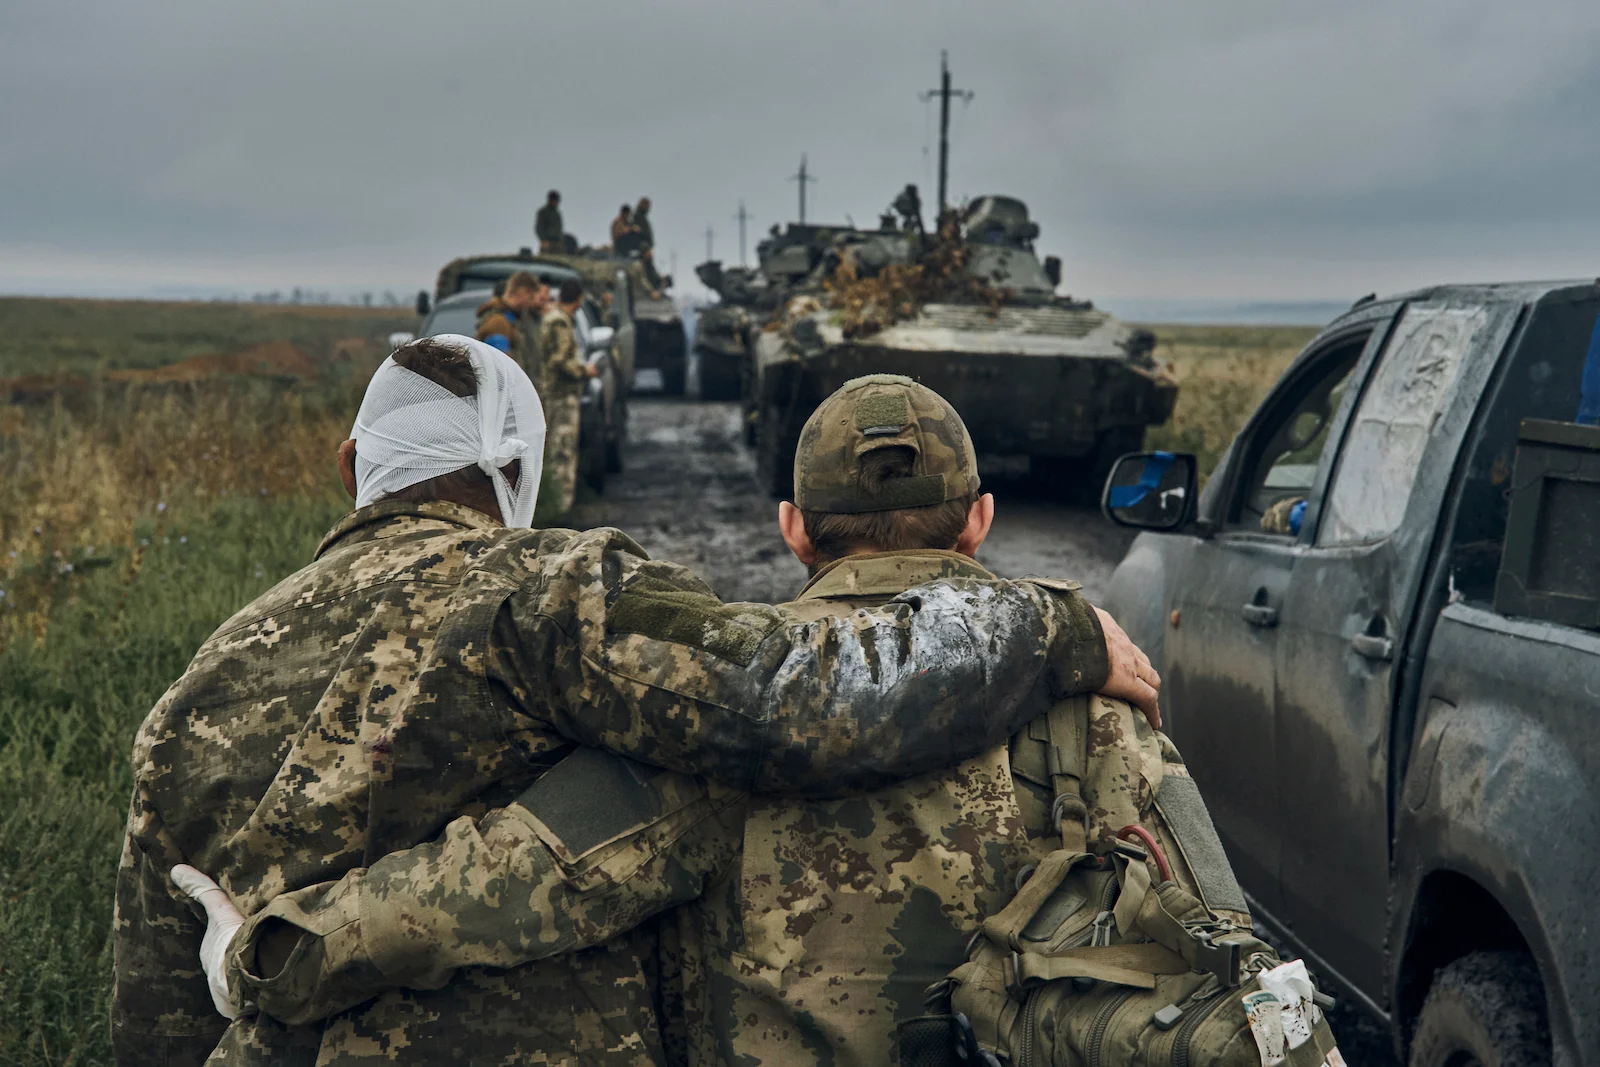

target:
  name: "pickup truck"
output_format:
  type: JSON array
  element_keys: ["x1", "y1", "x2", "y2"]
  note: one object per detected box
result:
[{"x1": 1100, "y1": 281, "x2": 1600, "y2": 1067}]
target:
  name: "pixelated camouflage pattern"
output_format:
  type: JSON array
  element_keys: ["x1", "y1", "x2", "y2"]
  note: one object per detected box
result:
[
  {"x1": 537, "y1": 307, "x2": 587, "y2": 398},
  {"x1": 670, "y1": 550, "x2": 1046, "y2": 1067},
  {"x1": 794, "y1": 374, "x2": 981, "y2": 514},
  {"x1": 114, "y1": 499, "x2": 1109, "y2": 1066},
  {"x1": 542, "y1": 391, "x2": 581, "y2": 517}
]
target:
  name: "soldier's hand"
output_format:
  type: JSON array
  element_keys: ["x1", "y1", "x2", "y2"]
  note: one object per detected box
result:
[
  {"x1": 1094, "y1": 607, "x2": 1162, "y2": 728},
  {"x1": 172, "y1": 864, "x2": 245, "y2": 1019}
]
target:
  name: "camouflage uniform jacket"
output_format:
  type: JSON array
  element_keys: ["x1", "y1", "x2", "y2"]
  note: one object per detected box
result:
[
  {"x1": 113, "y1": 502, "x2": 1110, "y2": 1067},
  {"x1": 474, "y1": 295, "x2": 538, "y2": 379},
  {"x1": 673, "y1": 550, "x2": 1055, "y2": 1067},
  {"x1": 225, "y1": 552, "x2": 1144, "y2": 1067},
  {"x1": 538, "y1": 306, "x2": 587, "y2": 398}
]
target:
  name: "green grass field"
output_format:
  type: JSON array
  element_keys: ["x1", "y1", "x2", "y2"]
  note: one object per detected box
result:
[
  {"x1": 0, "y1": 299, "x2": 1314, "y2": 1064},
  {"x1": 0, "y1": 299, "x2": 409, "y2": 1065}
]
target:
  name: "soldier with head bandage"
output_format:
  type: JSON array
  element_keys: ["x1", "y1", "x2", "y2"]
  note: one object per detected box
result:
[{"x1": 115, "y1": 348, "x2": 1157, "y2": 1066}]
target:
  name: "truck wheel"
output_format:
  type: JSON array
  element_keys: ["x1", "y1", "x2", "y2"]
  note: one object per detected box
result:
[
  {"x1": 584, "y1": 435, "x2": 607, "y2": 493},
  {"x1": 756, "y1": 407, "x2": 797, "y2": 499},
  {"x1": 660, "y1": 358, "x2": 687, "y2": 397},
  {"x1": 606, "y1": 398, "x2": 627, "y2": 474},
  {"x1": 1408, "y1": 952, "x2": 1549, "y2": 1067},
  {"x1": 699, "y1": 353, "x2": 742, "y2": 401}
]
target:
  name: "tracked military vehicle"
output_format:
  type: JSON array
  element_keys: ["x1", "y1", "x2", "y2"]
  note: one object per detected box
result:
[
  {"x1": 747, "y1": 196, "x2": 1178, "y2": 499},
  {"x1": 694, "y1": 222, "x2": 868, "y2": 406}
]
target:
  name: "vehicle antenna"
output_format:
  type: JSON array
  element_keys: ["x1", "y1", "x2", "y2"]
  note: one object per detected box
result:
[
  {"x1": 733, "y1": 200, "x2": 750, "y2": 267},
  {"x1": 919, "y1": 51, "x2": 973, "y2": 216},
  {"x1": 705, "y1": 224, "x2": 714, "y2": 263},
  {"x1": 788, "y1": 154, "x2": 818, "y2": 224}
]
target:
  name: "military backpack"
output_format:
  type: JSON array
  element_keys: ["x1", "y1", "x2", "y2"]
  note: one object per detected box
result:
[{"x1": 897, "y1": 695, "x2": 1347, "y2": 1067}]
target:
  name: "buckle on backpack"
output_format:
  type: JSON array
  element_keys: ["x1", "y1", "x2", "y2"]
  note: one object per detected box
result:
[{"x1": 1192, "y1": 931, "x2": 1242, "y2": 986}]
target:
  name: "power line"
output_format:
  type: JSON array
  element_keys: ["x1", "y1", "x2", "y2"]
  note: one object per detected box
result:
[
  {"x1": 787, "y1": 154, "x2": 819, "y2": 224},
  {"x1": 919, "y1": 51, "x2": 974, "y2": 216},
  {"x1": 733, "y1": 200, "x2": 750, "y2": 267}
]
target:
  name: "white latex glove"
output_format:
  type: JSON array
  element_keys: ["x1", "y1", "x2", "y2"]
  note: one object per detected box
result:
[{"x1": 171, "y1": 864, "x2": 245, "y2": 1019}]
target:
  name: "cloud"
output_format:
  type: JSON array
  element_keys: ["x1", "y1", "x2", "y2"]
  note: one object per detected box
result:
[{"x1": 4, "y1": 0, "x2": 1600, "y2": 302}]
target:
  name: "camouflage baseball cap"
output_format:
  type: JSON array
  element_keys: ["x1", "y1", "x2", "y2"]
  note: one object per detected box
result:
[{"x1": 794, "y1": 374, "x2": 980, "y2": 513}]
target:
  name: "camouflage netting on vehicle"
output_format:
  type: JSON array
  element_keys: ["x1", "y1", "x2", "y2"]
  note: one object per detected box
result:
[{"x1": 825, "y1": 220, "x2": 1007, "y2": 340}]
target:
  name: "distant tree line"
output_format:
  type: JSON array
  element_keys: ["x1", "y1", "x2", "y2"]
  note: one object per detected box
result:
[{"x1": 235, "y1": 289, "x2": 403, "y2": 307}]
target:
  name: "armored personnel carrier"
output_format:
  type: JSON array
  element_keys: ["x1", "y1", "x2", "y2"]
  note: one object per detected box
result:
[
  {"x1": 693, "y1": 222, "x2": 869, "y2": 406},
  {"x1": 746, "y1": 196, "x2": 1178, "y2": 499}
]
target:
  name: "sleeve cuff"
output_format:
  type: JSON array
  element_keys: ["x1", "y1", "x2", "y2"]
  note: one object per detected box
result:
[{"x1": 1020, "y1": 576, "x2": 1110, "y2": 695}]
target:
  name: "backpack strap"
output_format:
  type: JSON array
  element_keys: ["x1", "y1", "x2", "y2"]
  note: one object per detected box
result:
[{"x1": 1041, "y1": 695, "x2": 1090, "y2": 853}]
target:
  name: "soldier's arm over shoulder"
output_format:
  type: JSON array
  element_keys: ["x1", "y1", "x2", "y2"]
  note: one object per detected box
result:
[
  {"x1": 497, "y1": 528, "x2": 1110, "y2": 795},
  {"x1": 227, "y1": 754, "x2": 746, "y2": 1025}
]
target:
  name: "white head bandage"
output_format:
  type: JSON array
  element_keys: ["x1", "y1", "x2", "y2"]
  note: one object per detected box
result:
[{"x1": 350, "y1": 335, "x2": 546, "y2": 527}]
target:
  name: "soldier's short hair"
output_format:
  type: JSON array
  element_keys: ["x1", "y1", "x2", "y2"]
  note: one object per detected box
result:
[
  {"x1": 547, "y1": 189, "x2": 560, "y2": 202},
  {"x1": 505, "y1": 271, "x2": 543, "y2": 295},
  {"x1": 557, "y1": 279, "x2": 584, "y2": 305},
  {"x1": 801, "y1": 446, "x2": 975, "y2": 563},
  {"x1": 376, "y1": 339, "x2": 516, "y2": 511}
]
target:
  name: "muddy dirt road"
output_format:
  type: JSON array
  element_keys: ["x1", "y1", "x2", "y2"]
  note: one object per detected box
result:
[{"x1": 569, "y1": 397, "x2": 1139, "y2": 603}]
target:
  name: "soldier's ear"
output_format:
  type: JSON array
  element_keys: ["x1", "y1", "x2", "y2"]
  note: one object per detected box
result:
[
  {"x1": 338, "y1": 440, "x2": 358, "y2": 501},
  {"x1": 955, "y1": 493, "x2": 995, "y2": 557},
  {"x1": 778, "y1": 502, "x2": 816, "y2": 565}
]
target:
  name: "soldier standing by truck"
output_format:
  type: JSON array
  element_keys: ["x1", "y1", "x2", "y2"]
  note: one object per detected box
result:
[
  {"x1": 473, "y1": 270, "x2": 544, "y2": 380},
  {"x1": 534, "y1": 189, "x2": 563, "y2": 253},
  {"x1": 537, "y1": 278, "x2": 597, "y2": 515}
]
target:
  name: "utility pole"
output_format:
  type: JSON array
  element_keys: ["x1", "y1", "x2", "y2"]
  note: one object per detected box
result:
[
  {"x1": 920, "y1": 51, "x2": 973, "y2": 216},
  {"x1": 733, "y1": 200, "x2": 750, "y2": 266},
  {"x1": 788, "y1": 154, "x2": 818, "y2": 224},
  {"x1": 704, "y1": 224, "x2": 714, "y2": 263}
]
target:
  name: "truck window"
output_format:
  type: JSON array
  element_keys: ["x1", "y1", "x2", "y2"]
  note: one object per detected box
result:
[
  {"x1": 1447, "y1": 298, "x2": 1600, "y2": 602},
  {"x1": 1319, "y1": 306, "x2": 1488, "y2": 545},
  {"x1": 1228, "y1": 336, "x2": 1364, "y2": 533}
]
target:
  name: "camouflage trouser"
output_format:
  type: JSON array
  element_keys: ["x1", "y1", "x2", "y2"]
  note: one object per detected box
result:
[{"x1": 542, "y1": 391, "x2": 581, "y2": 516}]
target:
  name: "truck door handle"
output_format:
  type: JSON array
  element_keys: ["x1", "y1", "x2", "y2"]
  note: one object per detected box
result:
[
  {"x1": 1240, "y1": 604, "x2": 1278, "y2": 628},
  {"x1": 1350, "y1": 616, "x2": 1395, "y2": 661}
]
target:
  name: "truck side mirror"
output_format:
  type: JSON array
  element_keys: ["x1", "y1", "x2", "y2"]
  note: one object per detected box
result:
[
  {"x1": 415, "y1": 290, "x2": 431, "y2": 317},
  {"x1": 1102, "y1": 451, "x2": 1198, "y2": 531},
  {"x1": 1044, "y1": 256, "x2": 1062, "y2": 289}
]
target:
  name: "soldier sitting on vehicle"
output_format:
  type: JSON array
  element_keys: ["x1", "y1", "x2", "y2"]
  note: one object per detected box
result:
[
  {"x1": 172, "y1": 377, "x2": 1177, "y2": 1067},
  {"x1": 535, "y1": 189, "x2": 563, "y2": 253},
  {"x1": 610, "y1": 202, "x2": 635, "y2": 245},
  {"x1": 633, "y1": 195, "x2": 654, "y2": 249}
]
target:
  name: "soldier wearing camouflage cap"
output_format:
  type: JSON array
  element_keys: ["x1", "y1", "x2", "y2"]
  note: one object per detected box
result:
[
  {"x1": 117, "y1": 344, "x2": 1159, "y2": 1066},
  {"x1": 175, "y1": 375, "x2": 1166, "y2": 1066}
]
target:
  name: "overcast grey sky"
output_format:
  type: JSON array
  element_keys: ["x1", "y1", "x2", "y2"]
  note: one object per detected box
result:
[{"x1": 4, "y1": 0, "x2": 1600, "y2": 306}]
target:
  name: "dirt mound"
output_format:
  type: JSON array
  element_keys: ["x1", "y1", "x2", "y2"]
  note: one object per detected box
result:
[
  {"x1": 4, "y1": 341, "x2": 325, "y2": 405},
  {"x1": 105, "y1": 341, "x2": 320, "y2": 384}
]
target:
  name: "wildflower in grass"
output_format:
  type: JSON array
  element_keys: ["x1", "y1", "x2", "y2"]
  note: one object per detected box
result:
[
  {"x1": 179, "y1": 536, "x2": 188, "y2": 545},
  {"x1": 156, "y1": 502, "x2": 167, "y2": 513}
]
